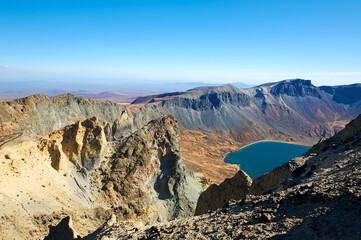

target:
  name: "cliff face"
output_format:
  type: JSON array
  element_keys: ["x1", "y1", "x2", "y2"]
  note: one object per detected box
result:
[
  {"x1": 132, "y1": 79, "x2": 361, "y2": 143},
  {"x1": 128, "y1": 79, "x2": 361, "y2": 184},
  {"x1": 269, "y1": 79, "x2": 321, "y2": 98},
  {"x1": 0, "y1": 115, "x2": 202, "y2": 239},
  {"x1": 38, "y1": 116, "x2": 108, "y2": 173},
  {"x1": 85, "y1": 115, "x2": 361, "y2": 240},
  {"x1": 161, "y1": 91, "x2": 251, "y2": 111},
  {"x1": 94, "y1": 115, "x2": 203, "y2": 223}
]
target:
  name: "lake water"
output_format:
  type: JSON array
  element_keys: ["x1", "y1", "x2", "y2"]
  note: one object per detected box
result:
[{"x1": 224, "y1": 141, "x2": 311, "y2": 179}]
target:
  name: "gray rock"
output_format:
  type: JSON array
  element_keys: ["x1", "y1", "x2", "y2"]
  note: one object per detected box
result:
[
  {"x1": 94, "y1": 115, "x2": 204, "y2": 222},
  {"x1": 131, "y1": 80, "x2": 361, "y2": 143},
  {"x1": 83, "y1": 114, "x2": 361, "y2": 240}
]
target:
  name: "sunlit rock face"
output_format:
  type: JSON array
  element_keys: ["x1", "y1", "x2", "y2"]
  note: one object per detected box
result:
[
  {"x1": 0, "y1": 115, "x2": 202, "y2": 239},
  {"x1": 94, "y1": 115, "x2": 203, "y2": 223}
]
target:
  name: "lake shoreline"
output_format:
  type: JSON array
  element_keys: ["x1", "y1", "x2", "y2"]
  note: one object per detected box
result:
[
  {"x1": 222, "y1": 140, "x2": 312, "y2": 179},
  {"x1": 222, "y1": 139, "x2": 312, "y2": 165},
  {"x1": 238, "y1": 139, "x2": 312, "y2": 151}
]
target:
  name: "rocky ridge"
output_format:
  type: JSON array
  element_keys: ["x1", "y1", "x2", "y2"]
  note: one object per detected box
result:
[
  {"x1": 85, "y1": 114, "x2": 361, "y2": 239},
  {"x1": 129, "y1": 79, "x2": 361, "y2": 184},
  {"x1": 132, "y1": 79, "x2": 361, "y2": 143},
  {"x1": 0, "y1": 93, "x2": 159, "y2": 137},
  {"x1": 2, "y1": 79, "x2": 360, "y2": 185},
  {"x1": 92, "y1": 115, "x2": 203, "y2": 223},
  {"x1": 0, "y1": 115, "x2": 202, "y2": 239}
]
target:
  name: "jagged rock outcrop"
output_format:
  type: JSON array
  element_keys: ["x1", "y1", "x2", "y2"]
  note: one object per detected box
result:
[
  {"x1": 38, "y1": 116, "x2": 107, "y2": 173},
  {"x1": 194, "y1": 170, "x2": 252, "y2": 216},
  {"x1": 94, "y1": 115, "x2": 203, "y2": 223},
  {"x1": 0, "y1": 115, "x2": 202, "y2": 239},
  {"x1": 44, "y1": 216, "x2": 80, "y2": 240},
  {"x1": 111, "y1": 110, "x2": 136, "y2": 140},
  {"x1": 84, "y1": 114, "x2": 361, "y2": 240},
  {"x1": 0, "y1": 117, "x2": 114, "y2": 239}
]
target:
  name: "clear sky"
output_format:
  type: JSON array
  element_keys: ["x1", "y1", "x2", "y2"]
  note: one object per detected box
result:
[{"x1": 1, "y1": 0, "x2": 361, "y2": 86}]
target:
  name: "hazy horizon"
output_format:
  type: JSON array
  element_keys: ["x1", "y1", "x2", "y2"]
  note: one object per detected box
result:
[
  {"x1": 1, "y1": 0, "x2": 361, "y2": 87},
  {"x1": 0, "y1": 79, "x2": 358, "y2": 99}
]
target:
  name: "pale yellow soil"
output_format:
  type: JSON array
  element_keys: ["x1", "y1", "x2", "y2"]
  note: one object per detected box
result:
[{"x1": 0, "y1": 140, "x2": 102, "y2": 240}]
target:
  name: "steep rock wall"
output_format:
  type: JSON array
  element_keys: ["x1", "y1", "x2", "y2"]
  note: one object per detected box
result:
[
  {"x1": 95, "y1": 115, "x2": 203, "y2": 222},
  {"x1": 132, "y1": 80, "x2": 361, "y2": 144},
  {"x1": 0, "y1": 115, "x2": 202, "y2": 239}
]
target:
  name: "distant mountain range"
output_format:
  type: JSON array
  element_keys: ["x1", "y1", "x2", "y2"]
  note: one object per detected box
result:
[
  {"x1": 131, "y1": 79, "x2": 361, "y2": 144},
  {"x1": 1, "y1": 78, "x2": 360, "y2": 184},
  {"x1": 0, "y1": 80, "x2": 253, "y2": 102}
]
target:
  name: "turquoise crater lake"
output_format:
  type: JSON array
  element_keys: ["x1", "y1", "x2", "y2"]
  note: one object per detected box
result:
[{"x1": 224, "y1": 141, "x2": 311, "y2": 179}]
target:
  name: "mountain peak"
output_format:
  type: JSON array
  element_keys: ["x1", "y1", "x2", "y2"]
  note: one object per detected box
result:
[
  {"x1": 189, "y1": 84, "x2": 240, "y2": 93},
  {"x1": 51, "y1": 93, "x2": 77, "y2": 101},
  {"x1": 269, "y1": 79, "x2": 320, "y2": 98},
  {"x1": 15, "y1": 94, "x2": 49, "y2": 106},
  {"x1": 217, "y1": 84, "x2": 240, "y2": 91},
  {"x1": 281, "y1": 78, "x2": 313, "y2": 86}
]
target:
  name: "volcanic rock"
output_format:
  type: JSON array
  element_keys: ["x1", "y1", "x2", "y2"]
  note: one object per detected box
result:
[
  {"x1": 95, "y1": 115, "x2": 203, "y2": 222},
  {"x1": 129, "y1": 79, "x2": 361, "y2": 183},
  {"x1": 84, "y1": 114, "x2": 361, "y2": 240},
  {"x1": 194, "y1": 170, "x2": 252, "y2": 216},
  {"x1": 44, "y1": 216, "x2": 80, "y2": 240},
  {"x1": 0, "y1": 115, "x2": 202, "y2": 239},
  {"x1": 38, "y1": 116, "x2": 107, "y2": 173}
]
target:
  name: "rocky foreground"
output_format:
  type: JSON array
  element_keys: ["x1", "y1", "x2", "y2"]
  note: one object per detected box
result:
[
  {"x1": 0, "y1": 115, "x2": 202, "y2": 239},
  {"x1": 82, "y1": 115, "x2": 361, "y2": 239}
]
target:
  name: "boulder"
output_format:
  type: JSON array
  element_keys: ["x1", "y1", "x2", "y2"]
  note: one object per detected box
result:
[
  {"x1": 194, "y1": 170, "x2": 252, "y2": 216},
  {"x1": 44, "y1": 216, "x2": 80, "y2": 240}
]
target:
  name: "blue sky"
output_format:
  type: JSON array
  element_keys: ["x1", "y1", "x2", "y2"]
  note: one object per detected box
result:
[{"x1": 1, "y1": 0, "x2": 361, "y2": 86}]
